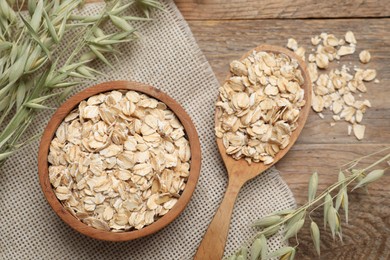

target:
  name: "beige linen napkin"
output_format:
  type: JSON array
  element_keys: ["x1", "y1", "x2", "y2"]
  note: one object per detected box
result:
[{"x1": 0, "y1": 1, "x2": 295, "y2": 259}]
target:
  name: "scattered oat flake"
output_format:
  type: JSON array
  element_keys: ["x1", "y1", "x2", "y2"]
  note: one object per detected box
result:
[
  {"x1": 337, "y1": 46, "x2": 355, "y2": 56},
  {"x1": 287, "y1": 38, "x2": 298, "y2": 51},
  {"x1": 311, "y1": 36, "x2": 321, "y2": 45},
  {"x1": 345, "y1": 31, "x2": 357, "y2": 44},
  {"x1": 316, "y1": 53, "x2": 329, "y2": 69},
  {"x1": 304, "y1": 31, "x2": 377, "y2": 140},
  {"x1": 363, "y1": 69, "x2": 376, "y2": 81},
  {"x1": 359, "y1": 50, "x2": 371, "y2": 64},
  {"x1": 353, "y1": 124, "x2": 365, "y2": 140},
  {"x1": 348, "y1": 125, "x2": 352, "y2": 135}
]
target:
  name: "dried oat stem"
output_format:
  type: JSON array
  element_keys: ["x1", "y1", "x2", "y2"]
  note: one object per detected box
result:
[
  {"x1": 340, "y1": 146, "x2": 390, "y2": 169},
  {"x1": 228, "y1": 148, "x2": 389, "y2": 260}
]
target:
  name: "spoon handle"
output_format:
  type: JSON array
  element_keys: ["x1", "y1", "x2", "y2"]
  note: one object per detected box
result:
[{"x1": 194, "y1": 179, "x2": 244, "y2": 260}]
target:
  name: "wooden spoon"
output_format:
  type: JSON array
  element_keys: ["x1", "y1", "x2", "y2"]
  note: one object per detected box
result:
[{"x1": 194, "y1": 45, "x2": 312, "y2": 259}]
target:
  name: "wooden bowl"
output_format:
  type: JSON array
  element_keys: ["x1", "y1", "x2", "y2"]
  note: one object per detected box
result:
[{"x1": 38, "y1": 81, "x2": 201, "y2": 241}]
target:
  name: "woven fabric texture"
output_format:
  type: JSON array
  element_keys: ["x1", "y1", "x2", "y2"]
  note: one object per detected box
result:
[{"x1": 0, "y1": 1, "x2": 296, "y2": 259}]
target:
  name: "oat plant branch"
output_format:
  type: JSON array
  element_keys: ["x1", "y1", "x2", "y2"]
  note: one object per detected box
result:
[
  {"x1": 227, "y1": 147, "x2": 390, "y2": 260},
  {"x1": 0, "y1": 0, "x2": 163, "y2": 166}
]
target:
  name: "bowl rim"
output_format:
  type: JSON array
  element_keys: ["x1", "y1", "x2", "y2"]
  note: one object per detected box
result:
[{"x1": 38, "y1": 80, "x2": 202, "y2": 241}]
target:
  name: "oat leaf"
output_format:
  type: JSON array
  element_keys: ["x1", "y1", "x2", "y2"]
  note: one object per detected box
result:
[
  {"x1": 43, "y1": 9, "x2": 59, "y2": 43},
  {"x1": 16, "y1": 82, "x2": 26, "y2": 110},
  {"x1": 353, "y1": 169, "x2": 384, "y2": 190},
  {"x1": 285, "y1": 211, "x2": 305, "y2": 232},
  {"x1": 89, "y1": 45, "x2": 113, "y2": 68},
  {"x1": 266, "y1": 246, "x2": 295, "y2": 259},
  {"x1": 251, "y1": 235, "x2": 268, "y2": 260},
  {"x1": 24, "y1": 102, "x2": 54, "y2": 110},
  {"x1": 252, "y1": 215, "x2": 281, "y2": 228},
  {"x1": 76, "y1": 65, "x2": 96, "y2": 79},
  {"x1": 111, "y1": 31, "x2": 136, "y2": 41},
  {"x1": 308, "y1": 172, "x2": 318, "y2": 202},
  {"x1": 28, "y1": 56, "x2": 48, "y2": 73},
  {"x1": 251, "y1": 235, "x2": 267, "y2": 260},
  {"x1": 8, "y1": 44, "x2": 30, "y2": 84},
  {"x1": 25, "y1": 46, "x2": 42, "y2": 72},
  {"x1": 0, "y1": 98, "x2": 10, "y2": 112},
  {"x1": 80, "y1": 66, "x2": 106, "y2": 77},
  {"x1": 260, "y1": 234, "x2": 268, "y2": 259},
  {"x1": 240, "y1": 247, "x2": 248, "y2": 260},
  {"x1": 69, "y1": 71, "x2": 93, "y2": 79},
  {"x1": 270, "y1": 208, "x2": 295, "y2": 216},
  {"x1": 28, "y1": 92, "x2": 59, "y2": 104},
  {"x1": 0, "y1": 151, "x2": 15, "y2": 161},
  {"x1": 59, "y1": 85, "x2": 75, "y2": 102},
  {"x1": 261, "y1": 225, "x2": 281, "y2": 238},
  {"x1": 50, "y1": 81, "x2": 84, "y2": 89},
  {"x1": 0, "y1": 41, "x2": 12, "y2": 52},
  {"x1": 310, "y1": 221, "x2": 321, "y2": 256},
  {"x1": 227, "y1": 255, "x2": 236, "y2": 260},
  {"x1": 28, "y1": 0, "x2": 36, "y2": 15},
  {"x1": 19, "y1": 15, "x2": 51, "y2": 59},
  {"x1": 335, "y1": 189, "x2": 344, "y2": 211},
  {"x1": 0, "y1": 0, "x2": 16, "y2": 21},
  {"x1": 280, "y1": 248, "x2": 296, "y2": 260},
  {"x1": 335, "y1": 172, "x2": 346, "y2": 211},
  {"x1": 135, "y1": 0, "x2": 164, "y2": 18},
  {"x1": 61, "y1": 60, "x2": 90, "y2": 72},
  {"x1": 323, "y1": 193, "x2": 332, "y2": 228},
  {"x1": 338, "y1": 171, "x2": 346, "y2": 183},
  {"x1": 57, "y1": 10, "x2": 69, "y2": 39},
  {"x1": 110, "y1": 2, "x2": 133, "y2": 15},
  {"x1": 343, "y1": 190, "x2": 349, "y2": 223},
  {"x1": 284, "y1": 218, "x2": 304, "y2": 240},
  {"x1": 109, "y1": 14, "x2": 133, "y2": 32},
  {"x1": 251, "y1": 238, "x2": 262, "y2": 260},
  {"x1": 9, "y1": 44, "x2": 18, "y2": 64},
  {"x1": 327, "y1": 206, "x2": 340, "y2": 240},
  {"x1": 30, "y1": 0, "x2": 44, "y2": 32},
  {"x1": 79, "y1": 51, "x2": 97, "y2": 62}
]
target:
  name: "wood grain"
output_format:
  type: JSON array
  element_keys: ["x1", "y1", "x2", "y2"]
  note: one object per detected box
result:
[
  {"x1": 38, "y1": 81, "x2": 201, "y2": 241},
  {"x1": 175, "y1": 0, "x2": 390, "y2": 20},
  {"x1": 187, "y1": 18, "x2": 390, "y2": 258},
  {"x1": 48, "y1": 0, "x2": 390, "y2": 257}
]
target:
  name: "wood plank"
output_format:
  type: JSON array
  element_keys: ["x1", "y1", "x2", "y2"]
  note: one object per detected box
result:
[
  {"x1": 188, "y1": 18, "x2": 390, "y2": 145},
  {"x1": 175, "y1": 0, "x2": 390, "y2": 20}
]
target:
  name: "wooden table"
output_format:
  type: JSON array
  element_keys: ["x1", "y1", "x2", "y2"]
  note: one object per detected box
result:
[
  {"x1": 69, "y1": 0, "x2": 389, "y2": 257},
  {"x1": 175, "y1": 1, "x2": 390, "y2": 259}
]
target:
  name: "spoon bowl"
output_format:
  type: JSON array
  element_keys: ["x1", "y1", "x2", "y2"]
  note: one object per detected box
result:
[{"x1": 194, "y1": 45, "x2": 312, "y2": 259}]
